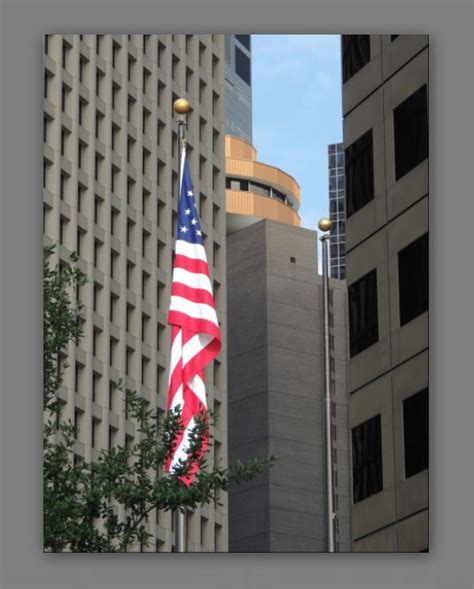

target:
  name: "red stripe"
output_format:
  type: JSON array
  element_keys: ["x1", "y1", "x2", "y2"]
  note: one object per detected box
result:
[
  {"x1": 171, "y1": 282, "x2": 216, "y2": 306},
  {"x1": 168, "y1": 310, "x2": 221, "y2": 340},
  {"x1": 173, "y1": 254, "x2": 210, "y2": 277}
]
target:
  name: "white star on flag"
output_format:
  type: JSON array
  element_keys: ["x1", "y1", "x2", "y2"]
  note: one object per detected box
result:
[
  {"x1": 180, "y1": 225, "x2": 188, "y2": 233},
  {"x1": 191, "y1": 219, "x2": 198, "y2": 225},
  {"x1": 195, "y1": 230, "x2": 202, "y2": 236},
  {"x1": 184, "y1": 208, "x2": 191, "y2": 215},
  {"x1": 187, "y1": 190, "x2": 193, "y2": 196}
]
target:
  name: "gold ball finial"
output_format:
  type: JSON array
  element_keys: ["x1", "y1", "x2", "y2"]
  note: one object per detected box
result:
[
  {"x1": 318, "y1": 218, "x2": 333, "y2": 232},
  {"x1": 174, "y1": 98, "x2": 191, "y2": 114}
]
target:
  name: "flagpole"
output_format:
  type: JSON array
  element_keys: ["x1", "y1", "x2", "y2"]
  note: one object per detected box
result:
[
  {"x1": 173, "y1": 97, "x2": 191, "y2": 553},
  {"x1": 318, "y1": 217, "x2": 336, "y2": 553}
]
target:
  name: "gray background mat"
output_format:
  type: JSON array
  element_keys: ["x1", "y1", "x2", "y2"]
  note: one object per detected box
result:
[{"x1": 0, "y1": 0, "x2": 473, "y2": 587}]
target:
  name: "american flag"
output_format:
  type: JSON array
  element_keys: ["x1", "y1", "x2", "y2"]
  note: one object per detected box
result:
[{"x1": 165, "y1": 152, "x2": 221, "y2": 486}]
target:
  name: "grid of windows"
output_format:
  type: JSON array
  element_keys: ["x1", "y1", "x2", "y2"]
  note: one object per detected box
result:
[
  {"x1": 352, "y1": 414, "x2": 383, "y2": 503},
  {"x1": 43, "y1": 33, "x2": 227, "y2": 553},
  {"x1": 328, "y1": 143, "x2": 346, "y2": 279}
]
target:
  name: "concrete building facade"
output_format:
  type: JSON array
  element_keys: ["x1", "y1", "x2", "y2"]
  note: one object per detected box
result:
[
  {"x1": 43, "y1": 33, "x2": 228, "y2": 552},
  {"x1": 227, "y1": 220, "x2": 351, "y2": 552},
  {"x1": 224, "y1": 35, "x2": 252, "y2": 143},
  {"x1": 328, "y1": 142, "x2": 346, "y2": 280},
  {"x1": 341, "y1": 34, "x2": 429, "y2": 551}
]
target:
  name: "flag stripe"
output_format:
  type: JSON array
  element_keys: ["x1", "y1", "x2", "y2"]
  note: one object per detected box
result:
[
  {"x1": 171, "y1": 282, "x2": 216, "y2": 307},
  {"x1": 169, "y1": 296, "x2": 219, "y2": 326},
  {"x1": 176, "y1": 240, "x2": 208, "y2": 262},
  {"x1": 173, "y1": 254, "x2": 210, "y2": 277},
  {"x1": 172, "y1": 267, "x2": 213, "y2": 294}
]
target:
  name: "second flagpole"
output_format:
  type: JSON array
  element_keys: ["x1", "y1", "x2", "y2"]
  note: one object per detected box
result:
[{"x1": 174, "y1": 97, "x2": 190, "y2": 553}]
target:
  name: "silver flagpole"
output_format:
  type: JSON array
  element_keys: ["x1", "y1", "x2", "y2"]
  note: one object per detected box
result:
[
  {"x1": 318, "y1": 218, "x2": 336, "y2": 553},
  {"x1": 173, "y1": 97, "x2": 190, "y2": 553}
]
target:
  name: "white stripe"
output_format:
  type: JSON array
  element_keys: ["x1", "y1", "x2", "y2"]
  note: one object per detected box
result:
[
  {"x1": 176, "y1": 239, "x2": 207, "y2": 262},
  {"x1": 168, "y1": 330, "x2": 182, "y2": 386},
  {"x1": 172, "y1": 268, "x2": 213, "y2": 294},
  {"x1": 169, "y1": 296, "x2": 218, "y2": 326},
  {"x1": 169, "y1": 417, "x2": 196, "y2": 472},
  {"x1": 188, "y1": 374, "x2": 207, "y2": 408},
  {"x1": 170, "y1": 384, "x2": 183, "y2": 411},
  {"x1": 182, "y1": 333, "x2": 213, "y2": 366}
]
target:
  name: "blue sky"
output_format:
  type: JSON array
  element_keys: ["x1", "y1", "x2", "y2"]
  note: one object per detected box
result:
[{"x1": 251, "y1": 35, "x2": 343, "y2": 231}]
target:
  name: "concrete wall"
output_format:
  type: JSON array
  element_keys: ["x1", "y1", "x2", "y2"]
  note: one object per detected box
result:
[{"x1": 227, "y1": 219, "x2": 350, "y2": 552}]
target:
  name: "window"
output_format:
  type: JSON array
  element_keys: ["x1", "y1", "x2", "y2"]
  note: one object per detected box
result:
[
  {"x1": 352, "y1": 414, "x2": 383, "y2": 503},
  {"x1": 61, "y1": 84, "x2": 70, "y2": 113},
  {"x1": 112, "y1": 83, "x2": 120, "y2": 110},
  {"x1": 403, "y1": 388, "x2": 429, "y2": 478},
  {"x1": 345, "y1": 129, "x2": 374, "y2": 217},
  {"x1": 398, "y1": 232, "x2": 429, "y2": 325},
  {"x1": 393, "y1": 85, "x2": 428, "y2": 180},
  {"x1": 112, "y1": 125, "x2": 120, "y2": 152},
  {"x1": 143, "y1": 68, "x2": 151, "y2": 95},
  {"x1": 60, "y1": 128, "x2": 68, "y2": 156},
  {"x1": 96, "y1": 70, "x2": 104, "y2": 98},
  {"x1": 44, "y1": 72, "x2": 51, "y2": 100},
  {"x1": 79, "y1": 99, "x2": 87, "y2": 126},
  {"x1": 91, "y1": 419, "x2": 100, "y2": 448},
  {"x1": 78, "y1": 56, "x2": 87, "y2": 84},
  {"x1": 78, "y1": 142, "x2": 86, "y2": 169},
  {"x1": 95, "y1": 112, "x2": 103, "y2": 141},
  {"x1": 236, "y1": 34, "x2": 251, "y2": 50},
  {"x1": 391, "y1": 35, "x2": 399, "y2": 41},
  {"x1": 62, "y1": 41, "x2": 70, "y2": 70},
  {"x1": 157, "y1": 41, "x2": 165, "y2": 67},
  {"x1": 348, "y1": 269, "x2": 379, "y2": 356},
  {"x1": 342, "y1": 35, "x2": 371, "y2": 83},
  {"x1": 235, "y1": 46, "x2": 250, "y2": 84},
  {"x1": 59, "y1": 173, "x2": 67, "y2": 200},
  {"x1": 92, "y1": 372, "x2": 100, "y2": 403},
  {"x1": 112, "y1": 41, "x2": 120, "y2": 68}
]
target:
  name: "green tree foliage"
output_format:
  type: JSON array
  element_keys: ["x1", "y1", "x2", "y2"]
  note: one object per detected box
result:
[{"x1": 43, "y1": 246, "x2": 276, "y2": 552}]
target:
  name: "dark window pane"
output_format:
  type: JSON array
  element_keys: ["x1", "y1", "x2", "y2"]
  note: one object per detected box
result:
[
  {"x1": 398, "y1": 232, "x2": 429, "y2": 325},
  {"x1": 342, "y1": 35, "x2": 371, "y2": 83},
  {"x1": 345, "y1": 129, "x2": 374, "y2": 217},
  {"x1": 391, "y1": 35, "x2": 399, "y2": 41},
  {"x1": 235, "y1": 46, "x2": 251, "y2": 85},
  {"x1": 394, "y1": 85, "x2": 428, "y2": 180},
  {"x1": 348, "y1": 269, "x2": 379, "y2": 356},
  {"x1": 235, "y1": 34, "x2": 251, "y2": 50},
  {"x1": 403, "y1": 388, "x2": 429, "y2": 478},
  {"x1": 352, "y1": 414, "x2": 383, "y2": 503}
]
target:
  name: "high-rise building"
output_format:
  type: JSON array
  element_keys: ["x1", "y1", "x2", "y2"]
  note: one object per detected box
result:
[
  {"x1": 328, "y1": 142, "x2": 346, "y2": 280},
  {"x1": 227, "y1": 220, "x2": 351, "y2": 552},
  {"x1": 224, "y1": 135, "x2": 350, "y2": 552},
  {"x1": 341, "y1": 34, "x2": 429, "y2": 551},
  {"x1": 224, "y1": 35, "x2": 252, "y2": 143},
  {"x1": 43, "y1": 33, "x2": 228, "y2": 552}
]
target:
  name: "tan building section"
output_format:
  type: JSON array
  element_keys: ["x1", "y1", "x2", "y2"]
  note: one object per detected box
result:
[
  {"x1": 342, "y1": 35, "x2": 429, "y2": 552},
  {"x1": 225, "y1": 135, "x2": 300, "y2": 233},
  {"x1": 43, "y1": 33, "x2": 228, "y2": 552}
]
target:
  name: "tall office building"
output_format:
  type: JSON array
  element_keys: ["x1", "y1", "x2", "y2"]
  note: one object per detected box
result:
[
  {"x1": 328, "y1": 142, "x2": 346, "y2": 280},
  {"x1": 224, "y1": 136, "x2": 351, "y2": 552},
  {"x1": 341, "y1": 35, "x2": 429, "y2": 551},
  {"x1": 43, "y1": 33, "x2": 228, "y2": 552},
  {"x1": 224, "y1": 35, "x2": 252, "y2": 143}
]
